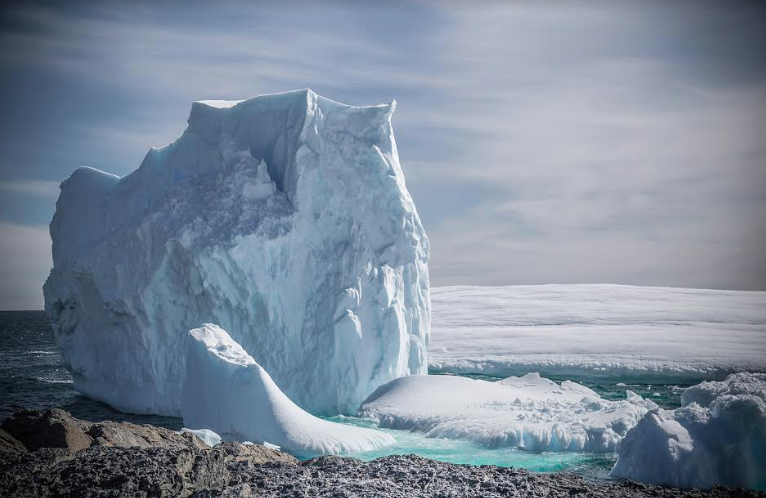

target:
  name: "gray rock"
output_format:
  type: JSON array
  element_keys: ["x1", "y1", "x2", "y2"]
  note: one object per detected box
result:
[
  {"x1": 86, "y1": 420, "x2": 209, "y2": 451},
  {"x1": 0, "y1": 409, "x2": 761, "y2": 498},
  {"x1": 0, "y1": 408, "x2": 93, "y2": 451},
  {"x1": 0, "y1": 429, "x2": 26, "y2": 453},
  {"x1": 1, "y1": 409, "x2": 208, "y2": 453}
]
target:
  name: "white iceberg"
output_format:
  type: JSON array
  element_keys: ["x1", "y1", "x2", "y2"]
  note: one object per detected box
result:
[
  {"x1": 43, "y1": 89, "x2": 430, "y2": 417},
  {"x1": 429, "y1": 285, "x2": 766, "y2": 382},
  {"x1": 182, "y1": 324, "x2": 395, "y2": 457},
  {"x1": 358, "y1": 372, "x2": 656, "y2": 452},
  {"x1": 611, "y1": 372, "x2": 766, "y2": 490}
]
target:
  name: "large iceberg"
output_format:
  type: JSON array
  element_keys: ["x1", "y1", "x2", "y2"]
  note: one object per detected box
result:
[
  {"x1": 358, "y1": 372, "x2": 656, "y2": 452},
  {"x1": 43, "y1": 89, "x2": 430, "y2": 416},
  {"x1": 182, "y1": 324, "x2": 394, "y2": 457},
  {"x1": 611, "y1": 372, "x2": 766, "y2": 490}
]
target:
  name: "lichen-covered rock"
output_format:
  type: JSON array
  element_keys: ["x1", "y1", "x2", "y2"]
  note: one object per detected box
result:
[{"x1": 2, "y1": 448, "x2": 758, "y2": 498}]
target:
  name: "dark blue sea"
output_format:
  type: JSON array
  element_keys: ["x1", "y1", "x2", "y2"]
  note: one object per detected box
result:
[{"x1": 0, "y1": 310, "x2": 183, "y2": 429}]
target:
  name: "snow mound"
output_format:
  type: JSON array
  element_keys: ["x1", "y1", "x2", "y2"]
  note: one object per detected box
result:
[
  {"x1": 611, "y1": 372, "x2": 766, "y2": 490},
  {"x1": 429, "y1": 285, "x2": 766, "y2": 382},
  {"x1": 180, "y1": 428, "x2": 222, "y2": 447},
  {"x1": 43, "y1": 89, "x2": 430, "y2": 417},
  {"x1": 182, "y1": 324, "x2": 395, "y2": 457},
  {"x1": 358, "y1": 372, "x2": 656, "y2": 452}
]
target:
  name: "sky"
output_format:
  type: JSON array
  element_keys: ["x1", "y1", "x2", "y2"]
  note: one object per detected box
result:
[{"x1": 0, "y1": 1, "x2": 765, "y2": 309}]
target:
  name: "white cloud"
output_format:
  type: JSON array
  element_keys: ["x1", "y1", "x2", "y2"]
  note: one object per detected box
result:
[{"x1": 0, "y1": 1, "x2": 764, "y2": 295}]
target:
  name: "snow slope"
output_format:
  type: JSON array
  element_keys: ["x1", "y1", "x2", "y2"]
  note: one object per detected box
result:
[
  {"x1": 429, "y1": 285, "x2": 766, "y2": 382},
  {"x1": 43, "y1": 90, "x2": 430, "y2": 417},
  {"x1": 358, "y1": 372, "x2": 656, "y2": 452},
  {"x1": 182, "y1": 324, "x2": 395, "y2": 457},
  {"x1": 611, "y1": 373, "x2": 766, "y2": 490}
]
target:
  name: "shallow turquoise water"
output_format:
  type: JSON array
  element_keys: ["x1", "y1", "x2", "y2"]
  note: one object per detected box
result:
[
  {"x1": 327, "y1": 415, "x2": 619, "y2": 482},
  {"x1": 326, "y1": 374, "x2": 688, "y2": 483}
]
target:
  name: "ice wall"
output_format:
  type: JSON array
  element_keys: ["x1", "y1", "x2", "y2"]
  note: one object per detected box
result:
[{"x1": 43, "y1": 89, "x2": 430, "y2": 416}]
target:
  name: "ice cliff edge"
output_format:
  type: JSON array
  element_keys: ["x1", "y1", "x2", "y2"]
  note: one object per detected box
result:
[{"x1": 43, "y1": 89, "x2": 430, "y2": 417}]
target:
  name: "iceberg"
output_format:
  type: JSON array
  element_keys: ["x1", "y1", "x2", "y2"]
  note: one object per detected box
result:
[
  {"x1": 358, "y1": 372, "x2": 656, "y2": 452},
  {"x1": 43, "y1": 89, "x2": 430, "y2": 417},
  {"x1": 611, "y1": 372, "x2": 766, "y2": 490},
  {"x1": 429, "y1": 285, "x2": 766, "y2": 382},
  {"x1": 182, "y1": 324, "x2": 394, "y2": 457}
]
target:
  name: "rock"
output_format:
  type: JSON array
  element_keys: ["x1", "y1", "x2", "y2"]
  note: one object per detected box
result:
[
  {"x1": 0, "y1": 429, "x2": 26, "y2": 453},
  {"x1": 1, "y1": 409, "x2": 208, "y2": 453},
  {"x1": 214, "y1": 441, "x2": 298, "y2": 465},
  {"x1": 0, "y1": 445, "x2": 761, "y2": 498},
  {"x1": 1, "y1": 408, "x2": 93, "y2": 452},
  {"x1": 87, "y1": 420, "x2": 209, "y2": 451}
]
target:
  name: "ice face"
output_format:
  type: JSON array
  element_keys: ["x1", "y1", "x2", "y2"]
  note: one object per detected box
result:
[
  {"x1": 611, "y1": 372, "x2": 766, "y2": 490},
  {"x1": 182, "y1": 324, "x2": 395, "y2": 457},
  {"x1": 43, "y1": 89, "x2": 430, "y2": 417},
  {"x1": 358, "y1": 372, "x2": 656, "y2": 452}
]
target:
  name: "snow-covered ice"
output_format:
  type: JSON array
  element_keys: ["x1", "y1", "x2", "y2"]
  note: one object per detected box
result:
[
  {"x1": 182, "y1": 324, "x2": 395, "y2": 457},
  {"x1": 180, "y1": 428, "x2": 222, "y2": 447},
  {"x1": 429, "y1": 285, "x2": 766, "y2": 382},
  {"x1": 358, "y1": 372, "x2": 656, "y2": 452},
  {"x1": 611, "y1": 372, "x2": 766, "y2": 490},
  {"x1": 43, "y1": 89, "x2": 430, "y2": 417}
]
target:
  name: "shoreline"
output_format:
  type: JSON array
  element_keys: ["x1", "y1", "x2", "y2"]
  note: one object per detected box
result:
[{"x1": 1, "y1": 408, "x2": 763, "y2": 498}]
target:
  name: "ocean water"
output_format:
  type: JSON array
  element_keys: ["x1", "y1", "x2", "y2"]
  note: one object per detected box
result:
[{"x1": 0, "y1": 310, "x2": 687, "y2": 482}]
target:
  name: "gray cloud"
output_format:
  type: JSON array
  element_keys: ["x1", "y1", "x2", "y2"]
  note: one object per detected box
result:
[{"x1": 0, "y1": 0, "x2": 765, "y2": 309}]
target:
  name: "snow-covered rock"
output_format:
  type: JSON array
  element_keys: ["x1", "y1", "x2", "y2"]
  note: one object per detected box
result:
[
  {"x1": 611, "y1": 372, "x2": 766, "y2": 490},
  {"x1": 358, "y1": 372, "x2": 656, "y2": 452},
  {"x1": 43, "y1": 89, "x2": 430, "y2": 416},
  {"x1": 182, "y1": 324, "x2": 395, "y2": 457},
  {"x1": 429, "y1": 285, "x2": 766, "y2": 382}
]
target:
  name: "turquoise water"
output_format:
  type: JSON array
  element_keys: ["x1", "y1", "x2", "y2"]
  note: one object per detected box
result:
[
  {"x1": 328, "y1": 415, "x2": 618, "y2": 482},
  {"x1": 325, "y1": 374, "x2": 688, "y2": 483},
  {"x1": 0, "y1": 311, "x2": 687, "y2": 482}
]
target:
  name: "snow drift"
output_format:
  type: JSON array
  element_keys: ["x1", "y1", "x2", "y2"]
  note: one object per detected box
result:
[
  {"x1": 43, "y1": 89, "x2": 430, "y2": 416},
  {"x1": 611, "y1": 372, "x2": 766, "y2": 490},
  {"x1": 429, "y1": 285, "x2": 766, "y2": 382},
  {"x1": 358, "y1": 373, "x2": 656, "y2": 452},
  {"x1": 182, "y1": 324, "x2": 394, "y2": 457}
]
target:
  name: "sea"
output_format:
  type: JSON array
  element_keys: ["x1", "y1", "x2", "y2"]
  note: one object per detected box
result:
[{"x1": 0, "y1": 310, "x2": 689, "y2": 483}]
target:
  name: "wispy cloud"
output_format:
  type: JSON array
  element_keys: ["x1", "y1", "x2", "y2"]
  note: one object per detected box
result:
[
  {"x1": 0, "y1": 1, "x2": 765, "y2": 309},
  {"x1": 0, "y1": 180, "x2": 60, "y2": 196}
]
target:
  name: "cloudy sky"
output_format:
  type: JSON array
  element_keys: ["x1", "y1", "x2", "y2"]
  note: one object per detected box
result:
[{"x1": 1, "y1": 1, "x2": 765, "y2": 309}]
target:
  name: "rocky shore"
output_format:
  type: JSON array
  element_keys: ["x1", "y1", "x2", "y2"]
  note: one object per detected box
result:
[{"x1": 1, "y1": 409, "x2": 763, "y2": 498}]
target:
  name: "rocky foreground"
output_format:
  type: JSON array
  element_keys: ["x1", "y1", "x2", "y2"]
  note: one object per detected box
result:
[{"x1": 0, "y1": 409, "x2": 763, "y2": 498}]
